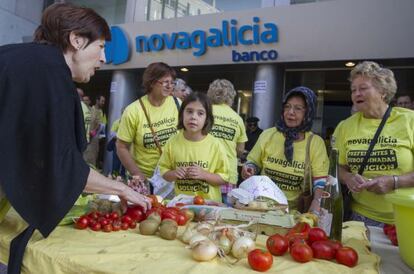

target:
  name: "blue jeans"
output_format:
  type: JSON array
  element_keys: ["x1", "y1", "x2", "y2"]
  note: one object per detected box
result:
[{"x1": 350, "y1": 212, "x2": 385, "y2": 227}]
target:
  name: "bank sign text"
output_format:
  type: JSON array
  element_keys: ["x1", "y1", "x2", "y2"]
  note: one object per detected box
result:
[{"x1": 106, "y1": 17, "x2": 279, "y2": 65}]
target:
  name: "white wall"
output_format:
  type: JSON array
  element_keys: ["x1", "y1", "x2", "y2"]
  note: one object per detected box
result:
[
  {"x1": 0, "y1": 0, "x2": 43, "y2": 45},
  {"x1": 104, "y1": 0, "x2": 414, "y2": 70}
]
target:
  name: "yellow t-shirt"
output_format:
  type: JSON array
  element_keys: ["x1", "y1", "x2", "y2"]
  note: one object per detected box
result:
[
  {"x1": 117, "y1": 95, "x2": 179, "y2": 178},
  {"x1": 210, "y1": 104, "x2": 247, "y2": 184},
  {"x1": 111, "y1": 119, "x2": 120, "y2": 133},
  {"x1": 333, "y1": 107, "x2": 414, "y2": 223},
  {"x1": 247, "y1": 128, "x2": 329, "y2": 209},
  {"x1": 158, "y1": 132, "x2": 229, "y2": 202},
  {"x1": 81, "y1": 101, "x2": 91, "y2": 142}
]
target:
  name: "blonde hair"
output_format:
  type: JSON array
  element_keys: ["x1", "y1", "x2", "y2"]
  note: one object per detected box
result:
[
  {"x1": 207, "y1": 79, "x2": 236, "y2": 106},
  {"x1": 349, "y1": 61, "x2": 397, "y2": 103}
]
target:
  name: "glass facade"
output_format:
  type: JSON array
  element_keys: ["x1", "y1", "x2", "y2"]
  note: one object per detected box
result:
[{"x1": 66, "y1": 0, "x2": 127, "y2": 25}]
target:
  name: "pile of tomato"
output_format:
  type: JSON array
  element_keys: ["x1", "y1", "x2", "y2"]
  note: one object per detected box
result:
[
  {"x1": 247, "y1": 222, "x2": 359, "y2": 271},
  {"x1": 74, "y1": 195, "x2": 194, "y2": 232},
  {"x1": 74, "y1": 211, "x2": 138, "y2": 232},
  {"x1": 383, "y1": 224, "x2": 398, "y2": 246}
]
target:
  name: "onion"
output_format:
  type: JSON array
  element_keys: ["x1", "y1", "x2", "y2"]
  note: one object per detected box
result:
[
  {"x1": 196, "y1": 223, "x2": 214, "y2": 236},
  {"x1": 181, "y1": 226, "x2": 196, "y2": 244},
  {"x1": 189, "y1": 234, "x2": 208, "y2": 246},
  {"x1": 218, "y1": 232, "x2": 232, "y2": 255},
  {"x1": 191, "y1": 240, "x2": 218, "y2": 261},
  {"x1": 231, "y1": 236, "x2": 255, "y2": 259}
]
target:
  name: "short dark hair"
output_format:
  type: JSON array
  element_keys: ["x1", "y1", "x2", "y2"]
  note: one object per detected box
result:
[
  {"x1": 177, "y1": 92, "x2": 214, "y2": 135},
  {"x1": 246, "y1": 116, "x2": 259, "y2": 123},
  {"x1": 33, "y1": 3, "x2": 111, "y2": 52},
  {"x1": 142, "y1": 62, "x2": 176, "y2": 94}
]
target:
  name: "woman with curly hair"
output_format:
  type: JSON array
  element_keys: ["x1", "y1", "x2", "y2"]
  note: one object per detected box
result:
[
  {"x1": 333, "y1": 61, "x2": 414, "y2": 227},
  {"x1": 207, "y1": 79, "x2": 247, "y2": 203}
]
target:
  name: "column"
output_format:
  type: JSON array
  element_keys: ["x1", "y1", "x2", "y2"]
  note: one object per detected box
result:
[
  {"x1": 103, "y1": 70, "x2": 142, "y2": 174},
  {"x1": 252, "y1": 64, "x2": 283, "y2": 130}
]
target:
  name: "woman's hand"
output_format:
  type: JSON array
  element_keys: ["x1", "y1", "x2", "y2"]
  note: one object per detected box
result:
[
  {"x1": 342, "y1": 171, "x2": 367, "y2": 193},
  {"x1": 241, "y1": 164, "x2": 255, "y2": 179},
  {"x1": 186, "y1": 165, "x2": 207, "y2": 180},
  {"x1": 173, "y1": 167, "x2": 187, "y2": 180},
  {"x1": 361, "y1": 175, "x2": 395, "y2": 194},
  {"x1": 119, "y1": 184, "x2": 152, "y2": 212}
]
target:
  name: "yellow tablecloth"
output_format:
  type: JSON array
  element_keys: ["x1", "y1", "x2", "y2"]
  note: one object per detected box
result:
[{"x1": 0, "y1": 209, "x2": 380, "y2": 274}]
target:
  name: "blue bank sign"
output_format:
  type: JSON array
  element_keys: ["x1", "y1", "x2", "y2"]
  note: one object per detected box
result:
[{"x1": 106, "y1": 17, "x2": 279, "y2": 65}]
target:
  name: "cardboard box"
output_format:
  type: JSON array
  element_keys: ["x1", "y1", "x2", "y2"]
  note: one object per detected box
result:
[{"x1": 182, "y1": 205, "x2": 295, "y2": 236}]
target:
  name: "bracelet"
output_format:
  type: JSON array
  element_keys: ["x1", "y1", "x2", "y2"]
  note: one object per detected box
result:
[{"x1": 392, "y1": 175, "x2": 399, "y2": 189}]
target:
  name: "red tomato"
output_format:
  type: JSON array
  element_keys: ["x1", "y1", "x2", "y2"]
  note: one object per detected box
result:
[
  {"x1": 145, "y1": 207, "x2": 162, "y2": 218},
  {"x1": 110, "y1": 212, "x2": 119, "y2": 220},
  {"x1": 98, "y1": 217, "x2": 110, "y2": 226},
  {"x1": 176, "y1": 214, "x2": 188, "y2": 226},
  {"x1": 112, "y1": 221, "x2": 121, "y2": 231},
  {"x1": 308, "y1": 227, "x2": 327, "y2": 244},
  {"x1": 104, "y1": 213, "x2": 111, "y2": 219},
  {"x1": 288, "y1": 233, "x2": 308, "y2": 249},
  {"x1": 121, "y1": 222, "x2": 129, "y2": 230},
  {"x1": 75, "y1": 216, "x2": 89, "y2": 230},
  {"x1": 88, "y1": 211, "x2": 100, "y2": 220},
  {"x1": 286, "y1": 222, "x2": 311, "y2": 239},
  {"x1": 161, "y1": 210, "x2": 178, "y2": 222},
  {"x1": 121, "y1": 215, "x2": 133, "y2": 225},
  {"x1": 335, "y1": 247, "x2": 358, "y2": 267},
  {"x1": 290, "y1": 243, "x2": 313, "y2": 263},
  {"x1": 266, "y1": 234, "x2": 289, "y2": 256},
  {"x1": 193, "y1": 195, "x2": 205, "y2": 205},
  {"x1": 325, "y1": 240, "x2": 343, "y2": 253},
  {"x1": 126, "y1": 206, "x2": 145, "y2": 222},
  {"x1": 102, "y1": 223, "x2": 113, "y2": 232},
  {"x1": 180, "y1": 208, "x2": 195, "y2": 221},
  {"x1": 311, "y1": 241, "x2": 335, "y2": 260},
  {"x1": 248, "y1": 249, "x2": 273, "y2": 272},
  {"x1": 129, "y1": 221, "x2": 137, "y2": 229},
  {"x1": 90, "y1": 222, "x2": 102, "y2": 231}
]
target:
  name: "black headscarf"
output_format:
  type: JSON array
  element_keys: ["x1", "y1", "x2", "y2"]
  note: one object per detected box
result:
[
  {"x1": 0, "y1": 43, "x2": 90, "y2": 273},
  {"x1": 276, "y1": 86, "x2": 317, "y2": 162}
]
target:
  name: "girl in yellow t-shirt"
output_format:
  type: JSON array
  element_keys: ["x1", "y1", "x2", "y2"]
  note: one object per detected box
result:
[{"x1": 159, "y1": 92, "x2": 229, "y2": 202}]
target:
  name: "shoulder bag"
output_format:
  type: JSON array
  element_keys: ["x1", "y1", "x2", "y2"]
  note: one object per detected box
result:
[
  {"x1": 139, "y1": 97, "x2": 179, "y2": 199},
  {"x1": 342, "y1": 106, "x2": 392, "y2": 220},
  {"x1": 297, "y1": 133, "x2": 315, "y2": 213}
]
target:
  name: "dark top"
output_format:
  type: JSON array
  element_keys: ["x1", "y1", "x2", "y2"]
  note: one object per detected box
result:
[
  {"x1": 0, "y1": 43, "x2": 90, "y2": 273},
  {"x1": 245, "y1": 128, "x2": 263, "y2": 151}
]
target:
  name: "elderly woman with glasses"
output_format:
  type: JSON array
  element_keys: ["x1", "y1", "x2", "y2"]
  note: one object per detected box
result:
[
  {"x1": 241, "y1": 86, "x2": 329, "y2": 212},
  {"x1": 117, "y1": 62, "x2": 180, "y2": 188},
  {"x1": 333, "y1": 61, "x2": 414, "y2": 227}
]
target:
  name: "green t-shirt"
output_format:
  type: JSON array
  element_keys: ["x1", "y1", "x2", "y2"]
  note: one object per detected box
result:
[
  {"x1": 247, "y1": 128, "x2": 329, "y2": 209},
  {"x1": 210, "y1": 104, "x2": 247, "y2": 184},
  {"x1": 117, "y1": 95, "x2": 179, "y2": 178},
  {"x1": 333, "y1": 107, "x2": 414, "y2": 223},
  {"x1": 159, "y1": 132, "x2": 229, "y2": 202}
]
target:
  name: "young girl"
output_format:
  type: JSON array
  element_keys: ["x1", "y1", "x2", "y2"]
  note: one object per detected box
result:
[{"x1": 158, "y1": 92, "x2": 229, "y2": 202}]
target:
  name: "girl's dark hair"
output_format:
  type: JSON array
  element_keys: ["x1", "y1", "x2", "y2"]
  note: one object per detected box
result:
[
  {"x1": 33, "y1": 3, "x2": 111, "y2": 52},
  {"x1": 142, "y1": 62, "x2": 176, "y2": 94},
  {"x1": 177, "y1": 92, "x2": 214, "y2": 135}
]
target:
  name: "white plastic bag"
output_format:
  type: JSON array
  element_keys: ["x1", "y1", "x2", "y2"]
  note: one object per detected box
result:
[{"x1": 149, "y1": 165, "x2": 175, "y2": 199}]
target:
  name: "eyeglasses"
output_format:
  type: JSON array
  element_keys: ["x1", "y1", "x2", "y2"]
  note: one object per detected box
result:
[
  {"x1": 156, "y1": 80, "x2": 176, "y2": 87},
  {"x1": 283, "y1": 104, "x2": 306, "y2": 113}
]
